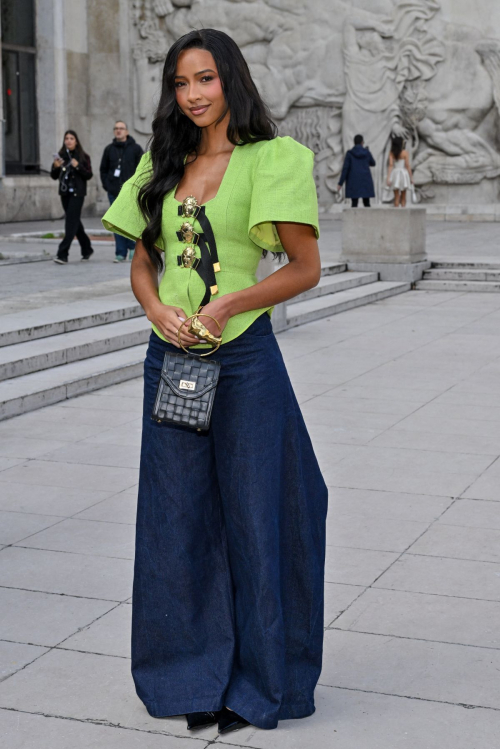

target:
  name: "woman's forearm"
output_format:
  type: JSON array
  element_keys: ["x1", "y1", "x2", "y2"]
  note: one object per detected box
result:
[
  {"x1": 131, "y1": 253, "x2": 162, "y2": 320},
  {"x1": 224, "y1": 256, "x2": 320, "y2": 318}
]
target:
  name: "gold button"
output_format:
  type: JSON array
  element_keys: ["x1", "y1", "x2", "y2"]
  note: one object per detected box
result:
[
  {"x1": 182, "y1": 195, "x2": 198, "y2": 217},
  {"x1": 181, "y1": 246, "x2": 196, "y2": 268},
  {"x1": 180, "y1": 222, "x2": 195, "y2": 243}
]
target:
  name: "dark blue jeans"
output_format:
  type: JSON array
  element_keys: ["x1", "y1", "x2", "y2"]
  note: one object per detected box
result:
[
  {"x1": 108, "y1": 193, "x2": 136, "y2": 257},
  {"x1": 133, "y1": 314, "x2": 328, "y2": 729}
]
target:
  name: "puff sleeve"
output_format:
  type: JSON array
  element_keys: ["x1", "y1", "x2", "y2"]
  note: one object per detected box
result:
[
  {"x1": 101, "y1": 152, "x2": 154, "y2": 244},
  {"x1": 248, "y1": 136, "x2": 320, "y2": 252}
]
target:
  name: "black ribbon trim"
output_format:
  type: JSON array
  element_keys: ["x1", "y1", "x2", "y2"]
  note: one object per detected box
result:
[
  {"x1": 196, "y1": 236, "x2": 218, "y2": 307},
  {"x1": 177, "y1": 256, "x2": 201, "y2": 270},
  {"x1": 196, "y1": 209, "x2": 220, "y2": 272},
  {"x1": 176, "y1": 229, "x2": 201, "y2": 245}
]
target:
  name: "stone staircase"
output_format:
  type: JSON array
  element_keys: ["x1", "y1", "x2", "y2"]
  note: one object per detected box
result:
[
  {"x1": 0, "y1": 263, "x2": 409, "y2": 420},
  {"x1": 416, "y1": 262, "x2": 500, "y2": 292}
]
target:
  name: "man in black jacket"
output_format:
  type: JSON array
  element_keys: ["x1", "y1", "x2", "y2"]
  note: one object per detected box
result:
[{"x1": 100, "y1": 122, "x2": 143, "y2": 262}]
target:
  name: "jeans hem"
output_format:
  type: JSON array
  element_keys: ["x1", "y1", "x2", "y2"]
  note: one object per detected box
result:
[
  {"x1": 226, "y1": 699, "x2": 315, "y2": 730},
  {"x1": 144, "y1": 696, "x2": 224, "y2": 719},
  {"x1": 143, "y1": 696, "x2": 315, "y2": 731}
]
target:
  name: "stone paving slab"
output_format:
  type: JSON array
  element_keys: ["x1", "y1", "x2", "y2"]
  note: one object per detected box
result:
[
  {"x1": 0, "y1": 484, "x2": 114, "y2": 516},
  {"x1": 436, "y1": 497, "x2": 500, "y2": 529},
  {"x1": 409, "y1": 523, "x2": 500, "y2": 564},
  {"x1": 0, "y1": 547, "x2": 133, "y2": 600},
  {"x1": 0, "y1": 458, "x2": 139, "y2": 493},
  {"x1": 334, "y1": 587, "x2": 500, "y2": 648},
  {"x1": 321, "y1": 629, "x2": 500, "y2": 709},
  {"x1": 62, "y1": 602, "x2": 132, "y2": 658},
  {"x1": 373, "y1": 554, "x2": 500, "y2": 601},
  {"x1": 0, "y1": 709, "x2": 209, "y2": 749},
  {"x1": 325, "y1": 546, "x2": 400, "y2": 587},
  {"x1": 0, "y1": 510, "x2": 63, "y2": 546},
  {"x1": 0, "y1": 588, "x2": 115, "y2": 647},
  {"x1": 0, "y1": 641, "x2": 48, "y2": 681},
  {"x1": 74, "y1": 491, "x2": 138, "y2": 525},
  {"x1": 18, "y1": 518, "x2": 136, "y2": 560}
]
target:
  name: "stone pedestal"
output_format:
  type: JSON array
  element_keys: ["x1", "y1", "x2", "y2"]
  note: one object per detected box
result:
[{"x1": 341, "y1": 207, "x2": 430, "y2": 282}]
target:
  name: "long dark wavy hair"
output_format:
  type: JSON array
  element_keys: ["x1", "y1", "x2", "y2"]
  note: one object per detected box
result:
[
  {"x1": 58, "y1": 130, "x2": 87, "y2": 162},
  {"x1": 391, "y1": 135, "x2": 405, "y2": 161},
  {"x1": 139, "y1": 28, "x2": 277, "y2": 272}
]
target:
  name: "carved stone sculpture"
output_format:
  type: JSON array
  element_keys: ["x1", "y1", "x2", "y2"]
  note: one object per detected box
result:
[{"x1": 129, "y1": 0, "x2": 500, "y2": 206}]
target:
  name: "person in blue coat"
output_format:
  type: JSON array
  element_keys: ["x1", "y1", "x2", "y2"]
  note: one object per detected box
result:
[{"x1": 337, "y1": 134, "x2": 376, "y2": 207}]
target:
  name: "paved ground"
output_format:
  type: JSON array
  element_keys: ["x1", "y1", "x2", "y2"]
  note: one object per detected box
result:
[{"x1": 1, "y1": 271, "x2": 500, "y2": 745}]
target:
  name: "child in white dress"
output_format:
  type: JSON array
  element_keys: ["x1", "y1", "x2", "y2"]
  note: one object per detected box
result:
[{"x1": 387, "y1": 136, "x2": 413, "y2": 207}]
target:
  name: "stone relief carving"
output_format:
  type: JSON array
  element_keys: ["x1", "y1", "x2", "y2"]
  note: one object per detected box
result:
[{"x1": 130, "y1": 0, "x2": 500, "y2": 205}]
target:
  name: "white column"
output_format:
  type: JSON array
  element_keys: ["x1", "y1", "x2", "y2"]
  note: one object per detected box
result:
[
  {"x1": 36, "y1": 0, "x2": 68, "y2": 173},
  {"x1": 0, "y1": 10, "x2": 4, "y2": 178}
]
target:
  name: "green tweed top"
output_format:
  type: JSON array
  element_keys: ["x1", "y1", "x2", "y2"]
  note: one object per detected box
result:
[{"x1": 101, "y1": 136, "x2": 319, "y2": 345}]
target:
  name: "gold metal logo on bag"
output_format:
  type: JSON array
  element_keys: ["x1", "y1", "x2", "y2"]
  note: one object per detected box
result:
[
  {"x1": 181, "y1": 246, "x2": 197, "y2": 268},
  {"x1": 179, "y1": 380, "x2": 196, "y2": 391}
]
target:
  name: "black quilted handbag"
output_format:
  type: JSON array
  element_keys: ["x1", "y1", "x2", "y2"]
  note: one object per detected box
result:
[{"x1": 152, "y1": 314, "x2": 221, "y2": 432}]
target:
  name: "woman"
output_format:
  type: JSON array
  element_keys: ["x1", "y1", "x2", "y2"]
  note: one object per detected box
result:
[
  {"x1": 51, "y1": 130, "x2": 94, "y2": 263},
  {"x1": 102, "y1": 29, "x2": 328, "y2": 733},
  {"x1": 387, "y1": 135, "x2": 413, "y2": 207}
]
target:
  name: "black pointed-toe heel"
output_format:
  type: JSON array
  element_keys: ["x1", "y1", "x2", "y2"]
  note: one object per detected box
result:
[
  {"x1": 218, "y1": 706, "x2": 250, "y2": 734},
  {"x1": 186, "y1": 711, "x2": 220, "y2": 730}
]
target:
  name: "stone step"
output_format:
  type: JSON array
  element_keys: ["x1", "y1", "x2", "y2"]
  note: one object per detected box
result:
[
  {"x1": 425, "y1": 269, "x2": 500, "y2": 281},
  {"x1": 320, "y1": 261, "x2": 347, "y2": 276},
  {"x1": 0, "y1": 344, "x2": 147, "y2": 421},
  {"x1": 294, "y1": 271, "x2": 378, "y2": 303},
  {"x1": 0, "y1": 317, "x2": 151, "y2": 381},
  {"x1": 0, "y1": 293, "x2": 143, "y2": 348},
  {"x1": 432, "y1": 261, "x2": 500, "y2": 270},
  {"x1": 287, "y1": 281, "x2": 410, "y2": 328},
  {"x1": 416, "y1": 280, "x2": 500, "y2": 292}
]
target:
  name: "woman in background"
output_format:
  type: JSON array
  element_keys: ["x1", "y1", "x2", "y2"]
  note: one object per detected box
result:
[
  {"x1": 51, "y1": 130, "x2": 94, "y2": 264},
  {"x1": 387, "y1": 135, "x2": 413, "y2": 207}
]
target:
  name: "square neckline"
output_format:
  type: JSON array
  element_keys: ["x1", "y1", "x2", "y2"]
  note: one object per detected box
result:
[{"x1": 173, "y1": 144, "x2": 240, "y2": 207}]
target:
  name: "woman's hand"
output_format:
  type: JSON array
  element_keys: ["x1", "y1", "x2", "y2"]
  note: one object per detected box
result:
[
  {"x1": 189, "y1": 295, "x2": 233, "y2": 340},
  {"x1": 147, "y1": 302, "x2": 201, "y2": 349},
  {"x1": 70, "y1": 158, "x2": 79, "y2": 168},
  {"x1": 53, "y1": 158, "x2": 63, "y2": 168}
]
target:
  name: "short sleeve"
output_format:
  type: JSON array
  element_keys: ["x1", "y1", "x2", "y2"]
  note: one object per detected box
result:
[
  {"x1": 248, "y1": 136, "x2": 320, "y2": 252},
  {"x1": 101, "y1": 152, "x2": 153, "y2": 244}
]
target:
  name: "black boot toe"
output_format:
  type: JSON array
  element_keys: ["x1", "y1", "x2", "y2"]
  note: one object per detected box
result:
[
  {"x1": 218, "y1": 706, "x2": 250, "y2": 734},
  {"x1": 186, "y1": 710, "x2": 220, "y2": 730}
]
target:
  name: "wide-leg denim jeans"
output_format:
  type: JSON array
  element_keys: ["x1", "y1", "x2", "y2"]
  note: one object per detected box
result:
[{"x1": 132, "y1": 313, "x2": 328, "y2": 730}]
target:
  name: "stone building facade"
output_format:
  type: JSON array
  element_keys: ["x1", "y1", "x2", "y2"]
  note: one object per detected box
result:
[{"x1": 1, "y1": 0, "x2": 500, "y2": 222}]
